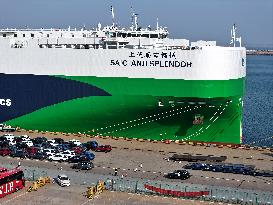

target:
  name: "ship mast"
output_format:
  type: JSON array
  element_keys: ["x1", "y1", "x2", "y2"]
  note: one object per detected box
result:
[
  {"x1": 111, "y1": 6, "x2": 115, "y2": 27},
  {"x1": 130, "y1": 6, "x2": 138, "y2": 31},
  {"x1": 130, "y1": 7, "x2": 134, "y2": 29},
  {"x1": 230, "y1": 24, "x2": 242, "y2": 47}
]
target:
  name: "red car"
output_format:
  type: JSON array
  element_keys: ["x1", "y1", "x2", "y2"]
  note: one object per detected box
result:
[
  {"x1": 71, "y1": 146, "x2": 85, "y2": 155},
  {"x1": 25, "y1": 147, "x2": 38, "y2": 155},
  {"x1": 94, "y1": 145, "x2": 112, "y2": 153},
  {"x1": 0, "y1": 148, "x2": 11, "y2": 156}
]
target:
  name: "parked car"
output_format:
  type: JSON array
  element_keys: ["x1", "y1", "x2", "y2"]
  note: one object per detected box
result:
[
  {"x1": 56, "y1": 144, "x2": 69, "y2": 151},
  {"x1": 27, "y1": 152, "x2": 47, "y2": 160},
  {"x1": 0, "y1": 148, "x2": 11, "y2": 156},
  {"x1": 72, "y1": 161, "x2": 94, "y2": 170},
  {"x1": 232, "y1": 167, "x2": 245, "y2": 174},
  {"x1": 83, "y1": 141, "x2": 98, "y2": 150},
  {"x1": 165, "y1": 170, "x2": 191, "y2": 180},
  {"x1": 32, "y1": 137, "x2": 47, "y2": 144},
  {"x1": 56, "y1": 174, "x2": 70, "y2": 187},
  {"x1": 19, "y1": 135, "x2": 31, "y2": 141},
  {"x1": 222, "y1": 165, "x2": 234, "y2": 173},
  {"x1": 14, "y1": 137, "x2": 23, "y2": 143},
  {"x1": 43, "y1": 148, "x2": 57, "y2": 156},
  {"x1": 61, "y1": 150, "x2": 75, "y2": 158},
  {"x1": 253, "y1": 170, "x2": 273, "y2": 177},
  {"x1": 67, "y1": 155, "x2": 90, "y2": 163},
  {"x1": 242, "y1": 168, "x2": 255, "y2": 175},
  {"x1": 21, "y1": 140, "x2": 33, "y2": 147},
  {"x1": 71, "y1": 146, "x2": 85, "y2": 155},
  {"x1": 48, "y1": 139, "x2": 59, "y2": 147},
  {"x1": 26, "y1": 147, "x2": 38, "y2": 155},
  {"x1": 69, "y1": 139, "x2": 81, "y2": 146},
  {"x1": 10, "y1": 150, "x2": 27, "y2": 159},
  {"x1": 93, "y1": 145, "x2": 112, "y2": 153},
  {"x1": 8, "y1": 140, "x2": 16, "y2": 146},
  {"x1": 0, "y1": 141, "x2": 9, "y2": 148},
  {"x1": 53, "y1": 138, "x2": 65, "y2": 144},
  {"x1": 32, "y1": 145, "x2": 44, "y2": 153},
  {"x1": 48, "y1": 154, "x2": 68, "y2": 162},
  {"x1": 232, "y1": 165, "x2": 248, "y2": 174},
  {"x1": 201, "y1": 164, "x2": 212, "y2": 171},
  {"x1": 83, "y1": 151, "x2": 95, "y2": 160},
  {"x1": 0, "y1": 137, "x2": 7, "y2": 142},
  {"x1": 211, "y1": 164, "x2": 224, "y2": 172},
  {"x1": 183, "y1": 163, "x2": 193, "y2": 169},
  {"x1": 62, "y1": 141, "x2": 76, "y2": 149},
  {"x1": 39, "y1": 142, "x2": 52, "y2": 149},
  {"x1": 2, "y1": 134, "x2": 15, "y2": 142},
  {"x1": 16, "y1": 142, "x2": 29, "y2": 149},
  {"x1": 261, "y1": 171, "x2": 273, "y2": 177},
  {"x1": 191, "y1": 163, "x2": 206, "y2": 170}
]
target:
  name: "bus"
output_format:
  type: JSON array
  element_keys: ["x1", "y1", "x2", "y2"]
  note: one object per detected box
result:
[{"x1": 0, "y1": 167, "x2": 25, "y2": 198}]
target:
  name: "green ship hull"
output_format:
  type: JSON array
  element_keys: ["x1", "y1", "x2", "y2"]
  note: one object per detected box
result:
[{"x1": 5, "y1": 76, "x2": 244, "y2": 144}]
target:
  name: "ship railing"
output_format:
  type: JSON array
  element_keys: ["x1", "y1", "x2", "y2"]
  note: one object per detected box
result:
[
  {"x1": 35, "y1": 43, "x2": 192, "y2": 50},
  {"x1": 0, "y1": 28, "x2": 94, "y2": 32},
  {"x1": 31, "y1": 43, "x2": 197, "y2": 50}
]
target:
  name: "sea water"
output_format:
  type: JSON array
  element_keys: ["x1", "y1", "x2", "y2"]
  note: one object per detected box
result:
[{"x1": 243, "y1": 55, "x2": 273, "y2": 146}]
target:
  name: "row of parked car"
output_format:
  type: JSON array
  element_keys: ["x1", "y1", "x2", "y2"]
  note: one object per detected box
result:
[
  {"x1": 0, "y1": 134, "x2": 112, "y2": 170},
  {"x1": 183, "y1": 162, "x2": 273, "y2": 177}
]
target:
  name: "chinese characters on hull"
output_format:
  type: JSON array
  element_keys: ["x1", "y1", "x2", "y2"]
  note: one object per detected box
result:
[{"x1": 110, "y1": 51, "x2": 192, "y2": 68}]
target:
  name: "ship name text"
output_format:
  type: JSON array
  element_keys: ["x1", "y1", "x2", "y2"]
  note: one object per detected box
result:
[{"x1": 110, "y1": 51, "x2": 192, "y2": 68}]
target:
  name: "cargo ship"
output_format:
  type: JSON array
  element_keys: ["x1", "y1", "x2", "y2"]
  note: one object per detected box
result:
[{"x1": 0, "y1": 9, "x2": 246, "y2": 144}]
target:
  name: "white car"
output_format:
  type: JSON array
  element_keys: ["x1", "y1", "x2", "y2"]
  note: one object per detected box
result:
[
  {"x1": 69, "y1": 139, "x2": 81, "y2": 146},
  {"x1": 8, "y1": 140, "x2": 16, "y2": 146},
  {"x1": 3, "y1": 134, "x2": 14, "y2": 141},
  {"x1": 61, "y1": 150, "x2": 75, "y2": 158},
  {"x1": 22, "y1": 140, "x2": 33, "y2": 147},
  {"x1": 45, "y1": 152, "x2": 54, "y2": 157},
  {"x1": 44, "y1": 148, "x2": 56, "y2": 154},
  {"x1": 50, "y1": 142, "x2": 59, "y2": 147},
  {"x1": 48, "y1": 154, "x2": 68, "y2": 162},
  {"x1": 20, "y1": 135, "x2": 31, "y2": 141},
  {"x1": 56, "y1": 174, "x2": 70, "y2": 187},
  {"x1": 48, "y1": 139, "x2": 59, "y2": 147}
]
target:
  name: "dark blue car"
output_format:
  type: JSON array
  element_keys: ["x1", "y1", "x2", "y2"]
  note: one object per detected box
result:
[
  {"x1": 222, "y1": 165, "x2": 234, "y2": 173},
  {"x1": 83, "y1": 141, "x2": 98, "y2": 150},
  {"x1": 83, "y1": 151, "x2": 95, "y2": 160},
  {"x1": 191, "y1": 163, "x2": 207, "y2": 170},
  {"x1": 211, "y1": 164, "x2": 223, "y2": 172}
]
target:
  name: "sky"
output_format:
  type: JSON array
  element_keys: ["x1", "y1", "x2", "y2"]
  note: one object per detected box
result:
[{"x1": 0, "y1": 0, "x2": 272, "y2": 48}]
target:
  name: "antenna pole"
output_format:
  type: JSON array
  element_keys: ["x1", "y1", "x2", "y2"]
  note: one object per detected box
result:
[
  {"x1": 131, "y1": 7, "x2": 134, "y2": 29},
  {"x1": 134, "y1": 14, "x2": 138, "y2": 30},
  {"x1": 111, "y1": 6, "x2": 115, "y2": 27},
  {"x1": 233, "y1": 24, "x2": 236, "y2": 47}
]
